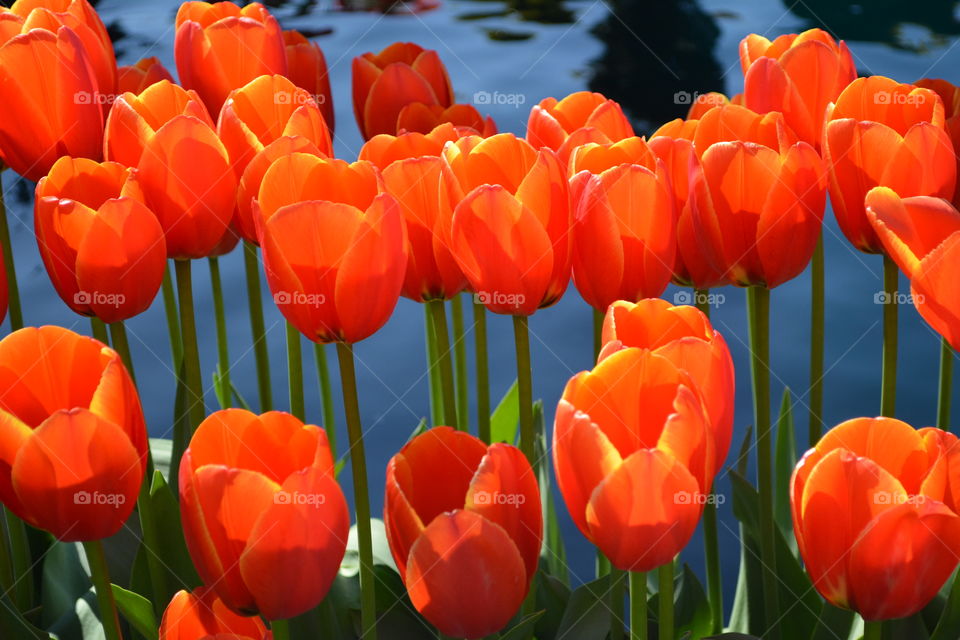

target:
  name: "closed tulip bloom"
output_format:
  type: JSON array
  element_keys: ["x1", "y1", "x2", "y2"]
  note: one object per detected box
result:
[
  {"x1": 352, "y1": 42, "x2": 454, "y2": 140},
  {"x1": 0, "y1": 326, "x2": 146, "y2": 541},
  {"x1": 443, "y1": 133, "x2": 572, "y2": 315},
  {"x1": 791, "y1": 417, "x2": 960, "y2": 620},
  {"x1": 916, "y1": 78, "x2": 960, "y2": 207},
  {"x1": 823, "y1": 76, "x2": 956, "y2": 253},
  {"x1": 255, "y1": 153, "x2": 408, "y2": 343},
  {"x1": 385, "y1": 427, "x2": 541, "y2": 639},
  {"x1": 179, "y1": 409, "x2": 349, "y2": 620},
  {"x1": 740, "y1": 29, "x2": 856, "y2": 147},
  {"x1": 0, "y1": 17, "x2": 101, "y2": 180},
  {"x1": 396, "y1": 102, "x2": 497, "y2": 137},
  {"x1": 685, "y1": 91, "x2": 735, "y2": 120},
  {"x1": 35, "y1": 157, "x2": 166, "y2": 322},
  {"x1": 527, "y1": 91, "x2": 634, "y2": 162},
  {"x1": 159, "y1": 587, "x2": 270, "y2": 640},
  {"x1": 358, "y1": 122, "x2": 464, "y2": 169},
  {"x1": 567, "y1": 136, "x2": 657, "y2": 204},
  {"x1": 283, "y1": 30, "x2": 335, "y2": 132},
  {"x1": 175, "y1": 2, "x2": 286, "y2": 114},
  {"x1": 117, "y1": 57, "x2": 175, "y2": 95},
  {"x1": 553, "y1": 347, "x2": 714, "y2": 570}
]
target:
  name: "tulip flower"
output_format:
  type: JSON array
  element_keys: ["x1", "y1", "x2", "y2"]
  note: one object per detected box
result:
[
  {"x1": 385, "y1": 427, "x2": 541, "y2": 639},
  {"x1": 740, "y1": 29, "x2": 856, "y2": 147},
  {"x1": 352, "y1": 42, "x2": 454, "y2": 139},
  {"x1": 0, "y1": 17, "x2": 102, "y2": 180},
  {"x1": 686, "y1": 91, "x2": 735, "y2": 119},
  {"x1": 358, "y1": 122, "x2": 464, "y2": 169},
  {"x1": 916, "y1": 78, "x2": 960, "y2": 207},
  {"x1": 0, "y1": 326, "x2": 146, "y2": 541},
  {"x1": 526, "y1": 91, "x2": 634, "y2": 162},
  {"x1": 159, "y1": 587, "x2": 271, "y2": 640},
  {"x1": 397, "y1": 102, "x2": 497, "y2": 137},
  {"x1": 567, "y1": 136, "x2": 658, "y2": 205},
  {"x1": 823, "y1": 76, "x2": 956, "y2": 254},
  {"x1": 283, "y1": 29, "x2": 335, "y2": 132},
  {"x1": 791, "y1": 416, "x2": 960, "y2": 620},
  {"x1": 175, "y1": 1, "x2": 287, "y2": 114},
  {"x1": 117, "y1": 56, "x2": 175, "y2": 95},
  {"x1": 35, "y1": 157, "x2": 166, "y2": 323},
  {"x1": 179, "y1": 409, "x2": 349, "y2": 620}
]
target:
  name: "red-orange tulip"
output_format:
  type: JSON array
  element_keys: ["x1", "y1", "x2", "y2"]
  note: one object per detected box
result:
[
  {"x1": 283, "y1": 29, "x2": 335, "y2": 132},
  {"x1": 179, "y1": 409, "x2": 349, "y2": 620},
  {"x1": 685, "y1": 91, "x2": 734, "y2": 120},
  {"x1": 567, "y1": 136, "x2": 657, "y2": 208},
  {"x1": 0, "y1": 326, "x2": 146, "y2": 541},
  {"x1": 740, "y1": 29, "x2": 856, "y2": 147},
  {"x1": 823, "y1": 76, "x2": 956, "y2": 253},
  {"x1": 159, "y1": 587, "x2": 271, "y2": 640},
  {"x1": 916, "y1": 78, "x2": 960, "y2": 207},
  {"x1": 443, "y1": 133, "x2": 572, "y2": 315},
  {"x1": 352, "y1": 42, "x2": 454, "y2": 140},
  {"x1": 553, "y1": 347, "x2": 713, "y2": 570},
  {"x1": 255, "y1": 153, "x2": 408, "y2": 343},
  {"x1": 117, "y1": 56, "x2": 175, "y2": 95},
  {"x1": 397, "y1": 102, "x2": 497, "y2": 137},
  {"x1": 35, "y1": 157, "x2": 166, "y2": 323},
  {"x1": 791, "y1": 417, "x2": 960, "y2": 620},
  {"x1": 385, "y1": 427, "x2": 541, "y2": 639},
  {"x1": 358, "y1": 122, "x2": 465, "y2": 169},
  {"x1": 527, "y1": 91, "x2": 634, "y2": 163},
  {"x1": 175, "y1": 2, "x2": 287, "y2": 115},
  {"x1": 865, "y1": 187, "x2": 960, "y2": 351}
]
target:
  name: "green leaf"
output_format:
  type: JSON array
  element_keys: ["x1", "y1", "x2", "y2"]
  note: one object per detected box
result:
[
  {"x1": 211, "y1": 366, "x2": 229, "y2": 410},
  {"x1": 705, "y1": 634, "x2": 763, "y2": 640},
  {"x1": 229, "y1": 380, "x2": 252, "y2": 411},
  {"x1": 726, "y1": 521, "x2": 764, "y2": 634},
  {"x1": 532, "y1": 400, "x2": 568, "y2": 585},
  {"x1": 499, "y1": 611, "x2": 545, "y2": 640},
  {"x1": 554, "y1": 576, "x2": 612, "y2": 640},
  {"x1": 809, "y1": 600, "x2": 855, "y2": 640},
  {"x1": 734, "y1": 425, "x2": 754, "y2": 477},
  {"x1": 144, "y1": 470, "x2": 201, "y2": 597},
  {"x1": 534, "y1": 572, "x2": 571, "y2": 640},
  {"x1": 111, "y1": 585, "x2": 157, "y2": 640},
  {"x1": 40, "y1": 541, "x2": 97, "y2": 639},
  {"x1": 774, "y1": 388, "x2": 798, "y2": 554},
  {"x1": 340, "y1": 519, "x2": 396, "y2": 576},
  {"x1": 148, "y1": 439, "x2": 172, "y2": 483},
  {"x1": 490, "y1": 380, "x2": 519, "y2": 445},
  {"x1": 0, "y1": 592, "x2": 58, "y2": 639},
  {"x1": 674, "y1": 564, "x2": 712, "y2": 639}
]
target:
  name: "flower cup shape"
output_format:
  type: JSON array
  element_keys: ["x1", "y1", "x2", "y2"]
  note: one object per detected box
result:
[
  {"x1": 685, "y1": 91, "x2": 738, "y2": 120},
  {"x1": 740, "y1": 28, "x2": 856, "y2": 147},
  {"x1": 35, "y1": 157, "x2": 166, "y2": 323},
  {"x1": 397, "y1": 102, "x2": 497, "y2": 137},
  {"x1": 823, "y1": 76, "x2": 957, "y2": 254},
  {"x1": 175, "y1": 1, "x2": 287, "y2": 115},
  {"x1": 358, "y1": 122, "x2": 466, "y2": 170},
  {"x1": 254, "y1": 153, "x2": 408, "y2": 343},
  {"x1": 865, "y1": 187, "x2": 960, "y2": 351},
  {"x1": 352, "y1": 42, "x2": 454, "y2": 140},
  {"x1": 553, "y1": 347, "x2": 715, "y2": 571},
  {"x1": 916, "y1": 78, "x2": 960, "y2": 207},
  {"x1": 117, "y1": 56, "x2": 175, "y2": 95},
  {"x1": 791, "y1": 417, "x2": 960, "y2": 621},
  {"x1": 442, "y1": 133, "x2": 572, "y2": 315},
  {"x1": 0, "y1": 326, "x2": 146, "y2": 541},
  {"x1": 283, "y1": 29, "x2": 335, "y2": 133},
  {"x1": 159, "y1": 587, "x2": 271, "y2": 640},
  {"x1": 179, "y1": 409, "x2": 349, "y2": 620},
  {"x1": 384, "y1": 427, "x2": 542, "y2": 639},
  {"x1": 526, "y1": 91, "x2": 634, "y2": 163}
]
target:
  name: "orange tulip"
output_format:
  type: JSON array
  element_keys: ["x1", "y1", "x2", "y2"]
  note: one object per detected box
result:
[
  {"x1": 397, "y1": 102, "x2": 497, "y2": 137},
  {"x1": 791, "y1": 417, "x2": 960, "y2": 620},
  {"x1": 0, "y1": 326, "x2": 146, "y2": 541},
  {"x1": 179, "y1": 409, "x2": 349, "y2": 620},
  {"x1": 740, "y1": 29, "x2": 856, "y2": 147},
  {"x1": 865, "y1": 187, "x2": 960, "y2": 351},
  {"x1": 553, "y1": 347, "x2": 713, "y2": 570},
  {"x1": 255, "y1": 153, "x2": 408, "y2": 343},
  {"x1": 352, "y1": 42, "x2": 454, "y2": 140},
  {"x1": 0, "y1": 17, "x2": 102, "y2": 180},
  {"x1": 35, "y1": 157, "x2": 166, "y2": 323},
  {"x1": 823, "y1": 76, "x2": 956, "y2": 253},
  {"x1": 159, "y1": 587, "x2": 271, "y2": 640},
  {"x1": 685, "y1": 91, "x2": 734, "y2": 120},
  {"x1": 283, "y1": 29, "x2": 335, "y2": 132},
  {"x1": 443, "y1": 133, "x2": 572, "y2": 315},
  {"x1": 358, "y1": 122, "x2": 465, "y2": 169},
  {"x1": 117, "y1": 56, "x2": 174, "y2": 95},
  {"x1": 526, "y1": 91, "x2": 634, "y2": 163},
  {"x1": 916, "y1": 78, "x2": 960, "y2": 207},
  {"x1": 385, "y1": 427, "x2": 541, "y2": 639},
  {"x1": 175, "y1": 1, "x2": 287, "y2": 115},
  {"x1": 567, "y1": 136, "x2": 657, "y2": 205}
]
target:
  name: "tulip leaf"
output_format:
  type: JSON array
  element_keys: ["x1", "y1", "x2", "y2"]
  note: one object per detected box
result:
[
  {"x1": 808, "y1": 600, "x2": 855, "y2": 640},
  {"x1": 674, "y1": 564, "x2": 712, "y2": 638},
  {"x1": 533, "y1": 400, "x2": 568, "y2": 584},
  {"x1": 40, "y1": 541, "x2": 97, "y2": 639},
  {"x1": 211, "y1": 365, "x2": 229, "y2": 410},
  {"x1": 371, "y1": 565, "x2": 433, "y2": 638},
  {"x1": 490, "y1": 380, "x2": 520, "y2": 445},
  {"x1": 341, "y1": 519, "x2": 397, "y2": 576},
  {"x1": 734, "y1": 425, "x2": 754, "y2": 477},
  {"x1": 554, "y1": 575, "x2": 612, "y2": 640},
  {"x1": 0, "y1": 592, "x2": 58, "y2": 639},
  {"x1": 535, "y1": 572, "x2": 571, "y2": 640},
  {"x1": 142, "y1": 470, "x2": 201, "y2": 597},
  {"x1": 705, "y1": 634, "x2": 763, "y2": 639},
  {"x1": 727, "y1": 521, "x2": 764, "y2": 634},
  {"x1": 499, "y1": 611, "x2": 545, "y2": 639},
  {"x1": 110, "y1": 585, "x2": 157, "y2": 640},
  {"x1": 774, "y1": 388, "x2": 798, "y2": 554},
  {"x1": 148, "y1": 439, "x2": 172, "y2": 482}
]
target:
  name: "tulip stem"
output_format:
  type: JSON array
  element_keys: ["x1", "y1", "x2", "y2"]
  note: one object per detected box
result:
[
  {"x1": 474, "y1": 302, "x2": 490, "y2": 443},
  {"x1": 593, "y1": 308, "x2": 604, "y2": 360},
  {"x1": 630, "y1": 571, "x2": 647, "y2": 640},
  {"x1": 881, "y1": 256, "x2": 898, "y2": 417},
  {"x1": 0, "y1": 170, "x2": 23, "y2": 330},
  {"x1": 702, "y1": 500, "x2": 722, "y2": 634},
  {"x1": 512, "y1": 315, "x2": 535, "y2": 463},
  {"x1": 658, "y1": 563, "x2": 673, "y2": 640},
  {"x1": 286, "y1": 323, "x2": 305, "y2": 421},
  {"x1": 91, "y1": 317, "x2": 109, "y2": 344},
  {"x1": 938, "y1": 337, "x2": 953, "y2": 429},
  {"x1": 314, "y1": 343, "x2": 337, "y2": 457},
  {"x1": 244, "y1": 241, "x2": 273, "y2": 412},
  {"x1": 83, "y1": 540, "x2": 123, "y2": 640},
  {"x1": 209, "y1": 256, "x2": 230, "y2": 409},
  {"x1": 862, "y1": 620, "x2": 881, "y2": 640},
  {"x1": 271, "y1": 619, "x2": 290, "y2": 640},
  {"x1": 608, "y1": 566, "x2": 625, "y2": 640},
  {"x1": 597, "y1": 552, "x2": 611, "y2": 577},
  {"x1": 109, "y1": 321, "x2": 136, "y2": 384},
  {"x1": 4, "y1": 509, "x2": 31, "y2": 612},
  {"x1": 428, "y1": 300, "x2": 458, "y2": 429},
  {"x1": 451, "y1": 295, "x2": 469, "y2": 432},
  {"x1": 161, "y1": 265, "x2": 182, "y2": 368},
  {"x1": 809, "y1": 235, "x2": 824, "y2": 446},
  {"x1": 174, "y1": 259, "x2": 205, "y2": 480},
  {"x1": 746, "y1": 285, "x2": 780, "y2": 639},
  {"x1": 694, "y1": 288, "x2": 710, "y2": 317},
  {"x1": 335, "y1": 342, "x2": 377, "y2": 640},
  {"x1": 424, "y1": 305, "x2": 443, "y2": 426}
]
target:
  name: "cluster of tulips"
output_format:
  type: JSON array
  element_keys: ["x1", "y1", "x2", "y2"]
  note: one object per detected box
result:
[{"x1": 2, "y1": 1, "x2": 960, "y2": 639}]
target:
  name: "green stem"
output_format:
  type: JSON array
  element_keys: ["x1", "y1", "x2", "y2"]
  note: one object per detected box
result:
[
  {"x1": 244, "y1": 241, "x2": 272, "y2": 412},
  {"x1": 450, "y1": 295, "x2": 468, "y2": 432},
  {"x1": 109, "y1": 322, "x2": 136, "y2": 384},
  {"x1": 809, "y1": 235, "x2": 824, "y2": 446},
  {"x1": 658, "y1": 563, "x2": 673, "y2": 640},
  {"x1": 881, "y1": 256, "x2": 898, "y2": 417},
  {"x1": 424, "y1": 305, "x2": 443, "y2": 427},
  {"x1": 4, "y1": 509, "x2": 30, "y2": 612},
  {"x1": 512, "y1": 315, "x2": 535, "y2": 463},
  {"x1": 209, "y1": 256, "x2": 231, "y2": 409},
  {"x1": 0, "y1": 171, "x2": 23, "y2": 329},
  {"x1": 91, "y1": 317, "x2": 109, "y2": 343},
  {"x1": 609, "y1": 566, "x2": 625, "y2": 640},
  {"x1": 630, "y1": 571, "x2": 647, "y2": 640},
  {"x1": 286, "y1": 323, "x2": 304, "y2": 421},
  {"x1": 473, "y1": 302, "x2": 490, "y2": 443},
  {"x1": 747, "y1": 286, "x2": 779, "y2": 639},
  {"x1": 161, "y1": 265, "x2": 182, "y2": 368},
  {"x1": 428, "y1": 300, "x2": 458, "y2": 428},
  {"x1": 173, "y1": 259, "x2": 204, "y2": 484},
  {"x1": 335, "y1": 342, "x2": 376, "y2": 640},
  {"x1": 597, "y1": 551, "x2": 611, "y2": 578},
  {"x1": 314, "y1": 343, "x2": 337, "y2": 456},
  {"x1": 83, "y1": 540, "x2": 123, "y2": 640},
  {"x1": 862, "y1": 620, "x2": 882, "y2": 640},
  {"x1": 271, "y1": 619, "x2": 290, "y2": 640},
  {"x1": 702, "y1": 500, "x2": 722, "y2": 634},
  {"x1": 592, "y1": 307, "x2": 603, "y2": 360},
  {"x1": 938, "y1": 337, "x2": 953, "y2": 429},
  {"x1": 694, "y1": 288, "x2": 710, "y2": 317}
]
